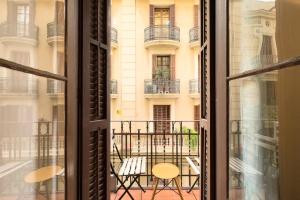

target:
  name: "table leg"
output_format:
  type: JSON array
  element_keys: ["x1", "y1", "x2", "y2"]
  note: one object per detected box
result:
[
  {"x1": 174, "y1": 177, "x2": 184, "y2": 200},
  {"x1": 151, "y1": 178, "x2": 159, "y2": 200}
]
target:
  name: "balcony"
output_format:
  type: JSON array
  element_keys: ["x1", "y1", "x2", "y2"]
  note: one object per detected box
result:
[
  {"x1": 111, "y1": 120, "x2": 201, "y2": 197},
  {"x1": 110, "y1": 80, "x2": 118, "y2": 98},
  {"x1": 47, "y1": 79, "x2": 64, "y2": 97},
  {"x1": 189, "y1": 27, "x2": 200, "y2": 48},
  {"x1": 111, "y1": 27, "x2": 118, "y2": 49},
  {"x1": 0, "y1": 77, "x2": 38, "y2": 96},
  {"x1": 189, "y1": 79, "x2": 200, "y2": 99},
  {"x1": 144, "y1": 79, "x2": 180, "y2": 99},
  {"x1": 0, "y1": 23, "x2": 39, "y2": 46},
  {"x1": 144, "y1": 26, "x2": 180, "y2": 49},
  {"x1": 47, "y1": 22, "x2": 64, "y2": 46}
]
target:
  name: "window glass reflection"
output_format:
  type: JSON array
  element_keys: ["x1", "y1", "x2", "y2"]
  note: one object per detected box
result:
[
  {"x1": 0, "y1": 0, "x2": 65, "y2": 75},
  {"x1": 229, "y1": 0, "x2": 300, "y2": 75},
  {"x1": 0, "y1": 68, "x2": 65, "y2": 200},
  {"x1": 229, "y1": 67, "x2": 300, "y2": 199}
]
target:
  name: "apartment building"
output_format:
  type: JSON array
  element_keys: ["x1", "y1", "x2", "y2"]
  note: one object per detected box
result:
[{"x1": 111, "y1": 0, "x2": 201, "y2": 127}]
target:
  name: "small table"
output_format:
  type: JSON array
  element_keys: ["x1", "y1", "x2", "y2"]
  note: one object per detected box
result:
[
  {"x1": 151, "y1": 163, "x2": 183, "y2": 200},
  {"x1": 24, "y1": 165, "x2": 62, "y2": 199}
]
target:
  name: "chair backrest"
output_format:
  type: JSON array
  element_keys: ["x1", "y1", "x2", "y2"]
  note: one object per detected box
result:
[{"x1": 111, "y1": 134, "x2": 122, "y2": 162}]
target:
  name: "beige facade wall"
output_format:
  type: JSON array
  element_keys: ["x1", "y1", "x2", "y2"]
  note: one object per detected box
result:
[{"x1": 111, "y1": 0, "x2": 200, "y2": 125}]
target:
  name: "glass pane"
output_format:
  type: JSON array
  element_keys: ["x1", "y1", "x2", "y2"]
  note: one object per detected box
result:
[
  {"x1": 0, "y1": 0, "x2": 65, "y2": 75},
  {"x1": 229, "y1": 66, "x2": 300, "y2": 199},
  {"x1": 229, "y1": 0, "x2": 300, "y2": 75},
  {"x1": 0, "y1": 68, "x2": 65, "y2": 200}
]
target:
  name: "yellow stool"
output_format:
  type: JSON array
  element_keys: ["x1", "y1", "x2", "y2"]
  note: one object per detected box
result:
[{"x1": 151, "y1": 163, "x2": 183, "y2": 200}]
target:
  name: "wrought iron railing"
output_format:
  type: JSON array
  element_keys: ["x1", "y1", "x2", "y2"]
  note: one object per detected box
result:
[
  {"x1": 0, "y1": 22, "x2": 39, "y2": 40},
  {"x1": 144, "y1": 25, "x2": 180, "y2": 42},
  {"x1": 189, "y1": 26, "x2": 200, "y2": 43},
  {"x1": 47, "y1": 79, "x2": 65, "y2": 94},
  {"x1": 111, "y1": 28, "x2": 118, "y2": 43},
  {"x1": 0, "y1": 77, "x2": 38, "y2": 95},
  {"x1": 47, "y1": 22, "x2": 64, "y2": 38},
  {"x1": 111, "y1": 80, "x2": 118, "y2": 94},
  {"x1": 251, "y1": 55, "x2": 278, "y2": 67},
  {"x1": 111, "y1": 120, "x2": 201, "y2": 188},
  {"x1": 144, "y1": 79, "x2": 180, "y2": 94},
  {"x1": 189, "y1": 79, "x2": 200, "y2": 94}
]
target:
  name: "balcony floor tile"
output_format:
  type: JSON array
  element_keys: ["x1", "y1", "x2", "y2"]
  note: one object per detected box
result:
[{"x1": 111, "y1": 189, "x2": 200, "y2": 200}]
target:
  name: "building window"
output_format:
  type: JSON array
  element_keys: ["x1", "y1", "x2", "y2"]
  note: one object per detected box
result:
[
  {"x1": 153, "y1": 56, "x2": 171, "y2": 80},
  {"x1": 153, "y1": 105, "x2": 170, "y2": 133},
  {"x1": 260, "y1": 35, "x2": 274, "y2": 65},
  {"x1": 16, "y1": 5, "x2": 30, "y2": 36},
  {"x1": 154, "y1": 8, "x2": 170, "y2": 26}
]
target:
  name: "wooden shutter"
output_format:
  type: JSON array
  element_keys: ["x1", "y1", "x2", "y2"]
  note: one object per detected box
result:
[
  {"x1": 153, "y1": 105, "x2": 170, "y2": 133},
  {"x1": 7, "y1": 1, "x2": 17, "y2": 24},
  {"x1": 194, "y1": 5, "x2": 199, "y2": 27},
  {"x1": 200, "y1": 0, "x2": 215, "y2": 199},
  {"x1": 194, "y1": 105, "x2": 200, "y2": 129},
  {"x1": 55, "y1": 1, "x2": 65, "y2": 25},
  {"x1": 80, "y1": 0, "x2": 110, "y2": 199},
  {"x1": 170, "y1": 5, "x2": 175, "y2": 26},
  {"x1": 150, "y1": 5, "x2": 155, "y2": 26},
  {"x1": 171, "y1": 55, "x2": 175, "y2": 80},
  {"x1": 152, "y1": 55, "x2": 157, "y2": 79}
]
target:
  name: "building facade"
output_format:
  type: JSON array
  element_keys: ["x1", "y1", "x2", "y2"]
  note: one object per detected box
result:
[{"x1": 111, "y1": 0, "x2": 201, "y2": 125}]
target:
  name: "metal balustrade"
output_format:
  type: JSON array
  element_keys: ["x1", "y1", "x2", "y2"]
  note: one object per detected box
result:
[
  {"x1": 144, "y1": 79, "x2": 180, "y2": 94},
  {"x1": 0, "y1": 77, "x2": 38, "y2": 95},
  {"x1": 111, "y1": 28, "x2": 118, "y2": 43},
  {"x1": 189, "y1": 79, "x2": 200, "y2": 94},
  {"x1": 111, "y1": 120, "x2": 201, "y2": 188},
  {"x1": 0, "y1": 23, "x2": 39, "y2": 40},
  {"x1": 144, "y1": 25, "x2": 180, "y2": 42},
  {"x1": 47, "y1": 22, "x2": 64, "y2": 38},
  {"x1": 189, "y1": 26, "x2": 200, "y2": 43}
]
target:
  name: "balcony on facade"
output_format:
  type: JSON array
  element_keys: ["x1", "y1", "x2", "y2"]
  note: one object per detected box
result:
[
  {"x1": 47, "y1": 22, "x2": 64, "y2": 46},
  {"x1": 110, "y1": 80, "x2": 118, "y2": 98},
  {"x1": 0, "y1": 77, "x2": 38, "y2": 96},
  {"x1": 111, "y1": 120, "x2": 201, "y2": 193},
  {"x1": 189, "y1": 79, "x2": 200, "y2": 99},
  {"x1": 144, "y1": 79, "x2": 180, "y2": 99},
  {"x1": 144, "y1": 26, "x2": 180, "y2": 49},
  {"x1": 189, "y1": 27, "x2": 200, "y2": 48},
  {"x1": 111, "y1": 28, "x2": 118, "y2": 49},
  {"x1": 0, "y1": 23, "x2": 39, "y2": 46},
  {"x1": 47, "y1": 79, "x2": 64, "y2": 97}
]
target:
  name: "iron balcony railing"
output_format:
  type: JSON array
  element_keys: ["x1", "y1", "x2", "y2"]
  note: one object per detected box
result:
[
  {"x1": 189, "y1": 26, "x2": 200, "y2": 43},
  {"x1": 47, "y1": 79, "x2": 65, "y2": 94},
  {"x1": 111, "y1": 120, "x2": 201, "y2": 188},
  {"x1": 110, "y1": 80, "x2": 118, "y2": 94},
  {"x1": 0, "y1": 22, "x2": 39, "y2": 40},
  {"x1": 189, "y1": 79, "x2": 200, "y2": 94},
  {"x1": 251, "y1": 55, "x2": 278, "y2": 67},
  {"x1": 47, "y1": 22, "x2": 64, "y2": 38},
  {"x1": 111, "y1": 27, "x2": 118, "y2": 43},
  {"x1": 0, "y1": 77, "x2": 38, "y2": 95},
  {"x1": 144, "y1": 79, "x2": 180, "y2": 94},
  {"x1": 144, "y1": 25, "x2": 180, "y2": 42}
]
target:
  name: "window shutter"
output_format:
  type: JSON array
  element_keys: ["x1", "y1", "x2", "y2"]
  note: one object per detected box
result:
[
  {"x1": 200, "y1": 0, "x2": 214, "y2": 199},
  {"x1": 194, "y1": 5, "x2": 199, "y2": 27},
  {"x1": 152, "y1": 55, "x2": 157, "y2": 79},
  {"x1": 170, "y1": 5, "x2": 175, "y2": 26},
  {"x1": 55, "y1": 1, "x2": 65, "y2": 25},
  {"x1": 150, "y1": 5, "x2": 155, "y2": 26},
  {"x1": 81, "y1": 0, "x2": 110, "y2": 199},
  {"x1": 171, "y1": 55, "x2": 175, "y2": 80},
  {"x1": 28, "y1": 1, "x2": 35, "y2": 26}
]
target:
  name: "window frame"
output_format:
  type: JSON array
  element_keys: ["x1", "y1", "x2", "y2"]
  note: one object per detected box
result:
[{"x1": 0, "y1": 0, "x2": 79, "y2": 199}]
